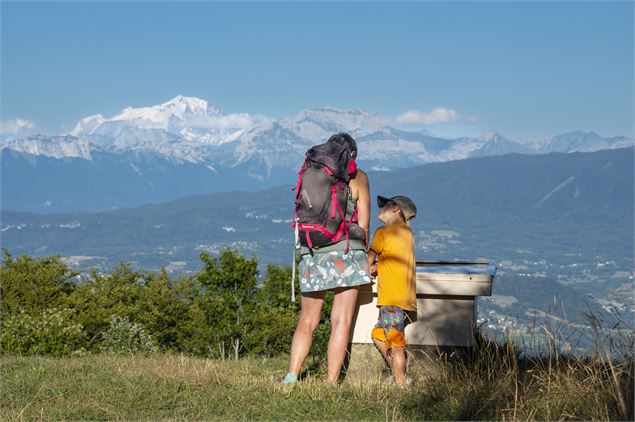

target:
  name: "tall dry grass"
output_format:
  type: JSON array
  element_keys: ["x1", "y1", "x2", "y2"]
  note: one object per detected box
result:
[
  {"x1": 1, "y1": 307, "x2": 632, "y2": 421},
  {"x1": 401, "y1": 306, "x2": 634, "y2": 421}
]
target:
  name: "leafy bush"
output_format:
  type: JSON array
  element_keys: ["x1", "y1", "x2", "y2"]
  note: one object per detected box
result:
[
  {"x1": 0, "y1": 249, "x2": 77, "y2": 315},
  {"x1": 99, "y1": 315, "x2": 158, "y2": 355},
  {"x1": 1, "y1": 307, "x2": 85, "y2": 356},
  {"x1": 244, "y1": 264, "x2": 298, "y2": 356},
  {"x1": 67, "y1": 264, "x2": 203, "y2": 352},
  {"x1": 195, "y1": 248, "x2": 259, "y2": 358},
  {"x1": 65, "y1": 266, "x2": 145, "y2": 350},
  {"x1": 0, "y1": 249, "x2": 313, "y2": 359}
]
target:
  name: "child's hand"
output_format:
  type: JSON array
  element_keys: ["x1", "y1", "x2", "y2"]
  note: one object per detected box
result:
[{"x1": 370, "y1": 263, "x2": 378, "y2": 277}]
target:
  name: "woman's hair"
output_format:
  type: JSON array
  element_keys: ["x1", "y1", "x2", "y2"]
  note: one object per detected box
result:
[{"x1": 327, "y1": 133, "x2": 358, "y2": 159}]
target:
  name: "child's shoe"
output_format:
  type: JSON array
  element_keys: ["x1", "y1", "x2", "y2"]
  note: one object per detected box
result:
[{"x1": 391, "y1": 375, "x2": 412, "y2": 387}]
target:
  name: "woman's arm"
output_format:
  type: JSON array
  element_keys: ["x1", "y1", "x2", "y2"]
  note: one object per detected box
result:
[{"x1": 354, "y1": 169, "x2": 371, "y2": 245}]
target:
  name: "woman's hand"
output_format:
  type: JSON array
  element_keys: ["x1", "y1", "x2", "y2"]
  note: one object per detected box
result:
[{"x1": 368, "y1": 248, "x2": 377, "y2": 282}]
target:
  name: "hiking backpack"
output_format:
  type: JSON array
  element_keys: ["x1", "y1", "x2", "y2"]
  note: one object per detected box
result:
[{"x1": 292, "y1": 141, "x2": 363, "y2": 256}]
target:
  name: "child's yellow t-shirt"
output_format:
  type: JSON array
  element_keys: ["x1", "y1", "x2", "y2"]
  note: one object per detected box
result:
[{"x1": 370, "y1": 222, "x2": 417, "y2": 311}]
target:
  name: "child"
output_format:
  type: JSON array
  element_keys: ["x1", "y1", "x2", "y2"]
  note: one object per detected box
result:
[{"x1": 367, "y1": 195, "x2": 417, "y2": 386}]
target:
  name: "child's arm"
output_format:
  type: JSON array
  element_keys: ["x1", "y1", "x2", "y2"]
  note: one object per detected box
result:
[{"x1": 368, "y1": 249, "x2": 378, "y2": 278}]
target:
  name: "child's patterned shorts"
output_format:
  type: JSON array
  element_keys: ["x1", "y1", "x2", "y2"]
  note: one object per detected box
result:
[{"x1": 371, "y1": 306, "x2": 408, "y2": 350}]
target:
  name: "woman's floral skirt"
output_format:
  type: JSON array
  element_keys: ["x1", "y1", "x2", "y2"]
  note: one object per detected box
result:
[{"x1": 298, "y1": 249, "x2": 371, "y2": 293}]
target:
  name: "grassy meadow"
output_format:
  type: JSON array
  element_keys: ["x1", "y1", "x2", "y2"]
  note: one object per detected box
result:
[
  {"x1": 2, "y1": 339, "x2": 633, "y2": 421},
  {"x1": 2, "y1": 251, "x2": 632, "y2": 420},
  {"x1": 2, "y1": 354, "x2": 403, "y2": 421}
]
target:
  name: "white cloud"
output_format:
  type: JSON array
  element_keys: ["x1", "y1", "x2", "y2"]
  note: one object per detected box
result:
[
  {"x1": 396, "y1": 108, "x2": 462, "y2": 126},
  {"x1": 0, "y1": 118, "x2": 36, "y2": 135}
]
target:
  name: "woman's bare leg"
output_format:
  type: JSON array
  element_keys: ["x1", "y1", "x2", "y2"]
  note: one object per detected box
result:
[
  {"x1": 326, "y1": 286, "x2": 359, "y2": 383},
  {"x1": 287, "y1": 291, "x2": 326, "y2": 376}
]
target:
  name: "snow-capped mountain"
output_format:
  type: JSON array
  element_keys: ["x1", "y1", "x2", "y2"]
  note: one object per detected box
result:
[
  {"x1": 110, "y1": 95, "x2": 217, "y2": 129},
  {"x1": 278, "y1": 107, "x2": 385, "y2": 141},
  {"x1": 5, "y1": 95, "x2": 632, "y2": 168},
  {"x1": 3, "y1": 135, "x2": 94, "y2": 160},
  {"x1": 69, "y1": 114, "x2": 106, "y2": 136},
  {"x1": 67, "y1": 96, "x2": 256, "y2": 162},
  {"x1": 2, "y1": 95, "x2": 634, "y2": 213},
  {"x1": 71, "y1": 95, "x2": 222, "y2": 135},
  {"x1": 541, "y1": 131, "x2": 634, "y2": 153},
  {"x1": 469, "y1": 130, "x2": 534, "y2": 158}
]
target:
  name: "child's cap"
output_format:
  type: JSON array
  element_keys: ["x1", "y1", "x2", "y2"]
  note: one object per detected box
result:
[{"x1": 377, "y1": 195, "x2": 417, "y2": 222}]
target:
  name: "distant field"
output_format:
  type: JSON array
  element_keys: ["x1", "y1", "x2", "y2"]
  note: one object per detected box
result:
[
  {"x1": 1, "y1": 350, "x2": 631, "y2": 421},
  {"x1": 489, "y1": 294, "x2": 518, "y2": 307}
]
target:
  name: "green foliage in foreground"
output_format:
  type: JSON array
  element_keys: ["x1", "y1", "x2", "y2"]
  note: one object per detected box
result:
[
  {"x1": 2, "y1": 249, "x2": 633, "y2": 420},
  {"x1": 1, "y1": 349, "x2": 632, "y2": 421},
  {"x1": 1, "y1": 248, "x2": 316, "y2": 358}
]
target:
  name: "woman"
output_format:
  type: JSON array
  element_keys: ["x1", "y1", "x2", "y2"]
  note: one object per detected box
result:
[{"x1": 283, "y1": 133, "x2": 371, "y2": 384}]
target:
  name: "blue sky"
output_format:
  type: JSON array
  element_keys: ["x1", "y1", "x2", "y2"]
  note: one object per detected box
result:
[{"x1": 1, "y1": 1, "x2": 633, "y2": 139}]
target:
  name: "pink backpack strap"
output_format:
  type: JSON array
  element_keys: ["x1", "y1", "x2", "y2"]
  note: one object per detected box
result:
[
  {"x1": 348, "y1": 159, "x2": 357, "y2": 176},
  {"x1": 348, "y1": 206, "x2": 358, "y2": 225},
  {"x1": 333, "y1": 196, "x2": 350, "y2": 254},
  {"x1": 294, "y1": 162, "x2": 307, "y2": 198}
]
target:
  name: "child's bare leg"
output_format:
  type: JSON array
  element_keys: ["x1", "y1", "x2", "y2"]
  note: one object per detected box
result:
[
  {"x1": 372, "y1": 337, "x2": 392, "y2": 367},
  {"x1": 390, "y1": 347, "x2": 407, "y2": 385}
]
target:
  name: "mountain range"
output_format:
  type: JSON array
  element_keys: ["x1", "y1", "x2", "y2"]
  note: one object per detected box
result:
[
  {"x1": 2, "y1": 147, "x2": 632, "y2": 274},
  {"x1": 3, "y1": 146, "x2": 632, "y2": 330},
  {"x1": 2, "y1": 96, "x2": 633, "y2": 213}
]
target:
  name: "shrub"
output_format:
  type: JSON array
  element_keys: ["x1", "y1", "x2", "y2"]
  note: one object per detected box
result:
[
  {"x1": 66, "y1": 264, "x2": 150, "y2": 349},
  {"x1": 0, "y1": 249, "x2": 318, "y2": 359},
  {"x1": 98, "y1": 315, "x2": 158, "y2": 355},
  {"x1": 0, "y1": 249, "x2": 78, "y2": 315},
  {"x1": 133, "y1": 270, "x2": 202, "y2": 352},
  {"x1": 1, "y1": 307, "x2": 85, "y2": 357},
  {"x1": 244, "y1": 264, "x2": 299, "y2": 356},
  {"x1": 196, "y1": 248, "x2": 259, "y2": 358}
]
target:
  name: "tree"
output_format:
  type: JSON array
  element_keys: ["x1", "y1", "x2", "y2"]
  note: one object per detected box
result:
[
  {"x1": 196, "y1": 248, "x2": 258, "y2": 358},
  {"x1": 1, "y1": 249, "x2": 83, "y2": 355},
  {"x1": 246, "y1": 264, "x2": 299, "y2": 356},
  {"x1": 1, "y1": 249, "x2": 78, "y2": 315}
]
